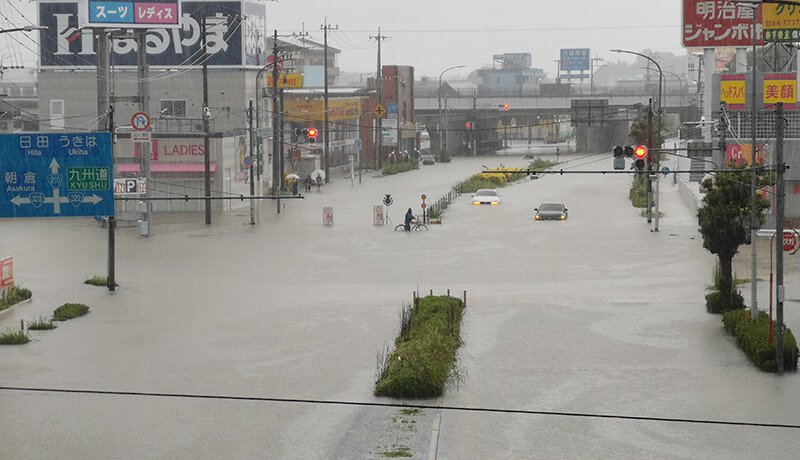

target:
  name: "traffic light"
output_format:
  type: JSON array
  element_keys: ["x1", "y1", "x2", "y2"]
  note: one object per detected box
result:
[
  {"x1": 465, "y1": 121, "x2": 472, "y2": 129},
  {"x1": 624, "y1": 146, "x2": 634, "y2": 158},
  {"x1": 613, "y1": 146, "x2": 625, "y2": 170},
  {"x1": 307, "y1": 127, "x2": 318, "y2": 143},
  {"x1": 498, "y1": 103, "x2": 510, "y2": 111},
  {"x1": 633, "y1": 145, "x2": 647, "y2": 170}
]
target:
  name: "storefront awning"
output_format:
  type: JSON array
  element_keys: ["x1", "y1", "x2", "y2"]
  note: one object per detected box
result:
[{"x1": 117, "y1": 164, "x2": 217, "y2": 173}]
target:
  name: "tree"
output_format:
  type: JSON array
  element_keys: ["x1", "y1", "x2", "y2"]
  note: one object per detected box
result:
[
  {"x1": 698, "y1": 164, "x2": 770, "y2": 313},
  {"x1": 629, "y1": 107, "x2": 667, "y2": 151}
]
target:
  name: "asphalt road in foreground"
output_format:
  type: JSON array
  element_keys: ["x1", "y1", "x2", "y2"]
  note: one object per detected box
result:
[{"x1": 1, "y1": 151, "x2": 799, "y2": 459}]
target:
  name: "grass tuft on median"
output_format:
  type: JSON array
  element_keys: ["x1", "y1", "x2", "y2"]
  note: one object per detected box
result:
[
  {"x1": 0, "y1": 328, "x2": 30, "y2": 345},
  {"x1": 375, "y1": 295, "x2": 465, "y2": 398},
  {"x1": 53, "y1": 303, "x2": 90, "y2": 321}
]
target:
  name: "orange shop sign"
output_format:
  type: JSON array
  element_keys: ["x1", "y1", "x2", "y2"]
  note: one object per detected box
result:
[
  {"x1": 721, "y1": 74, "x2": 746, "y2": 110},
  {"x1": 763, "y1": 73, "x2": 797, "y2": 108}
]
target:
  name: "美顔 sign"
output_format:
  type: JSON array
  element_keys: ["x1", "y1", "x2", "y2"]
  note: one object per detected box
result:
[
  {"x1": 0, "y1": 132, "x2": 115, "y2": 218},
  {"x1": 763, "y1": 73, "x2": 797, "y2": 109}
]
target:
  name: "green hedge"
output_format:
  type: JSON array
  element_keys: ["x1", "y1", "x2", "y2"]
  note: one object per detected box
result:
[
  {"x1": 629, "y1": 176, "x2": 647, "y2": 208},
  {"x1": 722, "y1": 309, "x2": 799, "y2": 373},
  {"x1": 375, "y1": 295, "x2": 464, "y2": 398},
  {"x1": 382, "y1": 160, "x2": 418, "y2": 176}
]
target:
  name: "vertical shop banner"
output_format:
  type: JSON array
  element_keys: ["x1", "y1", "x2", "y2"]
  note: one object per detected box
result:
[
  {"x1": 721, "y1": 74, "x2": 746, "y2": 110},
  {"x1": 763, "y1": 73, "x2": 797, "y2": 109}
]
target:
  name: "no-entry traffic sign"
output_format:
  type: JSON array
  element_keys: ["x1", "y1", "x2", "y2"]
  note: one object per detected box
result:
[{"x1": 783, "y1": 231, "x2": 798, "y2": 252}]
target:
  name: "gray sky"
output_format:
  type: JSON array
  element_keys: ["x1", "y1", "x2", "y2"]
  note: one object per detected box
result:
[
  {"x1": 2, "y1": 0, "x2": 685, "y2": 79},
  {"x1": 268, "y1": 0, "x2": 685, "y2": 78}
]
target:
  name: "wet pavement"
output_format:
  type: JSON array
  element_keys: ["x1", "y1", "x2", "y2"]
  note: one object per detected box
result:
[{"x1": 1, "y1": 150, "x2": 799, "y2": 459}]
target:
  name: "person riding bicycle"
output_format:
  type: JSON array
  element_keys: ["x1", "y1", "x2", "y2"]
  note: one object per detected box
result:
[{"x1": 404, "y1": 208, "x2": 414, "y2": 231}]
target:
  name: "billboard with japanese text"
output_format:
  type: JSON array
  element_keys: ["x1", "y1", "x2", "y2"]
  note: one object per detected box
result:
[
  {"x1": 683, "y1": 0, "x2": 763, "y2": 48},
  {"x1": 39, "y1": 0, "x2": 266, "y2": 68},
  {"x1": 559, "y1": 49, "x2": 589, "y2": 72},
  {"x1": 81, "y1": 0, "x2": 181, "y2": 29},
  {"x1": 763, "y1": 3, "x2": 800, "y2": 42},
  {"x1": 763, "y1": 73, "x2": 797, "y2": 109},
  {"x1": 720, "y1": 74, "x2": 745, "y2": 110}
]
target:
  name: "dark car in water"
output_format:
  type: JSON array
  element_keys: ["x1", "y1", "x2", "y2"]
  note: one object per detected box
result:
[{"x1": 534, "y1": 203, "x2": 568, "y2": 221}]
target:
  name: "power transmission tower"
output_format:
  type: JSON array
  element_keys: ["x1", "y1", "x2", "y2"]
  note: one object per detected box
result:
[
  {"x1": 370, "y1": 27, "x2": 388, "y2": 169},
  {"x1": 321, "y1": 19, "x2": 338, "y2": 183}
]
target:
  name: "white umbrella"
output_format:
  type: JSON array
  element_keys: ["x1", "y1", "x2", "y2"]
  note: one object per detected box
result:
[
  {"x1": 311, "y1": 169, "x2": 325, "y2": 181},
  {"x1": 285, "y1": 173, "x2": 300, "y2": 180}
]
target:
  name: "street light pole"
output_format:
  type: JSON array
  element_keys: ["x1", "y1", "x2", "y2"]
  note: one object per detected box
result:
[
  {"x1": 611, "y1": 49, "x2": 663, "y2": 114},
  {"x1": 438, "y1": 65, "x2": 464, "y2": 153}
]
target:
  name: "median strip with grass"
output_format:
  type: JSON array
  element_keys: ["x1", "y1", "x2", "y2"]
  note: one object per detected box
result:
[
  {"x1": 0, "y1": 284, "x2": 32, "y2": 312},
  {"x1": 375, "y1": 294, "x2": 465, "y2": 398}
]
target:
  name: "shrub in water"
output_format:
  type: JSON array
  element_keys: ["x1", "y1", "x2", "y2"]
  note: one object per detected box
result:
[
  {"x1": 722, "y1": 309, "x2": 798, "y2": 372},
  {"x1": 28, "y1": 316, "x2": 57, "y2": 331},
  {"x1": 0, "y1": 328, "x2": 30, "y2": 345},
  {"x1": 53, "y1": 303, "x2": 90, "y2": 321}
]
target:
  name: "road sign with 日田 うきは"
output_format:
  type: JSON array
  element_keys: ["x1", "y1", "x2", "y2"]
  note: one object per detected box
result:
[{"x1": 0, "y1": 132, "x2": 115, "y2": 218}]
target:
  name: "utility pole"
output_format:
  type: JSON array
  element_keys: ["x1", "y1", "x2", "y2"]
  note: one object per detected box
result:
[
  {"x1": 370, "y1": 28, "x2": 387, "y2": 169},
  {"x1": 646, "y1": 98, "x2": 653, "y2": 224},
  {"x1": 271, "y1": 30, "x2": 280, "y2": 214},
  {"x1": 322, "y1": 19, "x2": 338, "y2": 183},
  {"x1": 96, "y1": 30, "x2": 110, "y2": 123},
  {"x1": 136, "y1": 30, "x2": 152, "y2": 236},
  {"x1": 775, "y1": 101, "x2": 786, "y2": 374},
  {"x1": 750, "y1": 6, "x2": 759, "y2": 321},
  {"x1": 248, "y1": 100, "x2": 255, "y2": 225},
  {"x1": 202, "y1": 16, "x2": 212, "y2": 225}
]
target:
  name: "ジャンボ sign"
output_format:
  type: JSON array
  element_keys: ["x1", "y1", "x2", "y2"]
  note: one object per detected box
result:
[
  {"x1": 683, "y1": 0, "x2": 763, "y2": 48},
  {"x1": 763, "y1": 73, "x2": 797, "y2": 109}
]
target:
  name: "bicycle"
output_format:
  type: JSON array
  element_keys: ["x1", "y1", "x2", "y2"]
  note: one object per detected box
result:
[{"x1": 394, "y1": 218, "x2": 428, "y2": 232}]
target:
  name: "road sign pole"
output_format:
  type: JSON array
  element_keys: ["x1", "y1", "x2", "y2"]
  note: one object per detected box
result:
[
  {"x1": 775, "y1": 102, "x2": 786, "y2": 374},
  {"x1": 137, "y1": 31, "x2": 151, "y2": 237},
  {"x1": 107, "y1": 216, "x2": 116, "y2": 292},
  {"x1": 249, "y1": 100, "x2": 256, "y2": 225}
]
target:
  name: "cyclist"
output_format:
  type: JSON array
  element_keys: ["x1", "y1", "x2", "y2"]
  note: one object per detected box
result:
[{"x1": 404, "y1": 208, "x2": 414, "y2": 231}]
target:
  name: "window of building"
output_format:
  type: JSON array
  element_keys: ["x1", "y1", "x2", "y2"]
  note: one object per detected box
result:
[
  {"x1": 160, "y1": 99, "x2": 187, "y2": 117},
  {"x1": 50, "y1": 99, "x2": 65, "y2": 130}
]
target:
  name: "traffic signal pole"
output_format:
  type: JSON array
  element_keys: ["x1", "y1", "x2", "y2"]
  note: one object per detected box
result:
[{"x1": 646, "y1": 99, "x2": 653, "y2": 224}]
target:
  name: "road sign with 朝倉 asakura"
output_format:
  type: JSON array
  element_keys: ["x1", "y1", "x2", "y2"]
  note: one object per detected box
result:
[
  {"x1": 0, "y1": 132, "x2": 115, "y2": 218},
  {"x1": 763, "y1": 3, "x2": 800, "y2": 42},
  {"x1": 683, "y1": 0, "x2": 763, "y2": 48},
  {"x1": 721, "y1": 74, "x2": 746, "y2": 110},
  {"x1": 763, "y1": 73, "x2": 797, "y2": 109}
]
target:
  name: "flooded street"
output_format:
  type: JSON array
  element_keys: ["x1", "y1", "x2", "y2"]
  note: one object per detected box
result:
[{"x1": 1, "y1": 153, "x2": 799, "y2": 458}]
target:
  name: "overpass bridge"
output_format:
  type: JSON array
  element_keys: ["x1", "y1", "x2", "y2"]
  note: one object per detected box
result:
[{"x1": 413, "y1": 90, "x2": 693, "y2": 154}]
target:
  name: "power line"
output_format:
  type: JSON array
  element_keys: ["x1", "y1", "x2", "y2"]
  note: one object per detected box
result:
[{"x1": 0, "y1": 386, "x2": 797, "y2": 430}]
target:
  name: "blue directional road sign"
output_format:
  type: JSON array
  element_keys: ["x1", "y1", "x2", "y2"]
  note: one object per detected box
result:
[{"x1": 0, "y1": 132, "x2": 115, "y2": 218}]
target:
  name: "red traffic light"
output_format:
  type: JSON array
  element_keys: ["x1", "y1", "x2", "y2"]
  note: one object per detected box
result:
[
  {"x1": 465, "y1": 122, "x2": 472, "y2": 129},
  {"x1": 633, "y1": 145, "x2": 647, "y2": 159},
  {"x1": 307, "y1": 127, "x2": 318, "y2": 138}
]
